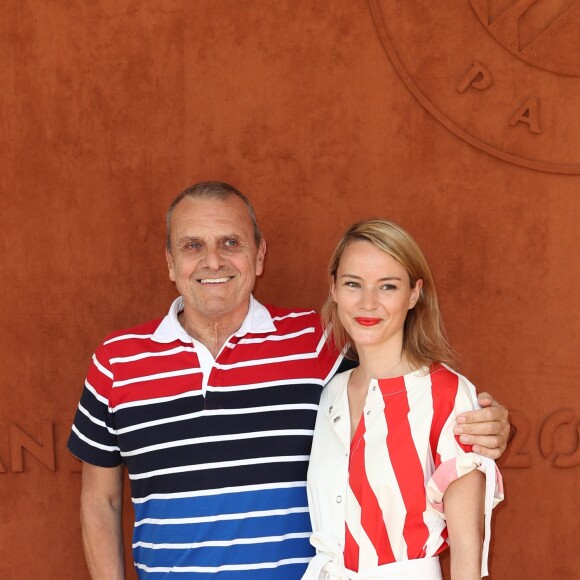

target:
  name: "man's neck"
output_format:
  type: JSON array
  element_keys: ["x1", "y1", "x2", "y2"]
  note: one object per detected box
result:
[{"x1": 178, "y1": 307, "x2": 248, "y2": 358}]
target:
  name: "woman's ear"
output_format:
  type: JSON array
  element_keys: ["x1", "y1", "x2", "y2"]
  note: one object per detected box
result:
[
  {"x1": 409, "y1": 279, "x2": 423, "y2": 309},
  {"x1": 330, "y1": 277, "x2": 338, "y2": 303}
]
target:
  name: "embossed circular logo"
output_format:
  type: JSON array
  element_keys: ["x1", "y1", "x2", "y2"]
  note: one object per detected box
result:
[{"x1": 369, "y1": 0, "x2": 580, "y2": 174}]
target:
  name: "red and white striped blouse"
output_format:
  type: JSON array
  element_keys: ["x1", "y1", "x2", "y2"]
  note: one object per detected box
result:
[{"x1": 305, "y1": 364, "x2": 504, "y2": 578}]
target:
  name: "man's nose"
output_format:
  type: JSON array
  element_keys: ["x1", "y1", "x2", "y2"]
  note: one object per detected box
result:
[{"x1": 202, "y1": 245, "x2": 222, "y2": 270}]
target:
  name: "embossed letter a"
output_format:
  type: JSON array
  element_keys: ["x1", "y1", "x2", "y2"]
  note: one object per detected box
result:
[{"x1": 510, "y1": 96, "x2": 540, "y2": 133}]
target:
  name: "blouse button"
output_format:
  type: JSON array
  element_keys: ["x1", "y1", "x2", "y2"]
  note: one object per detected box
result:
[
  {"x1": 329, "y1": 405, "x2": 333, "y2": 413},
  {"x1": 372, "y1": 385, "x2": 377, "y2": 391},
  {"x1": 333, "y1": 415, "x2": 341, "y2": 423},
  {"x1": 336, "y1": 495, "x2": 342, "y2": 503},
  {"x1": 366, "y1": 410, "x2": 371, "y2": 416}
]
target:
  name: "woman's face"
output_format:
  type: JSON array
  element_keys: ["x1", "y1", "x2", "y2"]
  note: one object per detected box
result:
[{"x1": 331, "y1": 240, "x2": 422, "y2": 352}]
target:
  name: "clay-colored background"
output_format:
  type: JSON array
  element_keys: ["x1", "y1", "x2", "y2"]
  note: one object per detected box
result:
[{"x1": 1, "y1": 1, "x2": 578, "y2": 578}]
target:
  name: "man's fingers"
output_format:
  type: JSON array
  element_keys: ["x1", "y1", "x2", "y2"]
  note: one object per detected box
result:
[
  {"x1": 455, "y1": 418, "x2": 499, "y2": 436},
  {"x1": 457, "y1": 402, "x2": 508, "y2": 425},
  {"x1": 477, "y1": 392, "x2": 494, "y2": 407},
  {"x1": 458, "y1": 433, "x2": 507, "y2": 459},
  {"x1": 454, "y1": 396, "x2": 510, "y2": 458},
  {"x1": 471, "y1": 441, "x2": 504, "y2": 460},
  {"x1": 456, "y1": 406, "x2": 498, "y2": 426},
  {"x1": 458, "y1": 432, "x2": 503, "y2": 446}
]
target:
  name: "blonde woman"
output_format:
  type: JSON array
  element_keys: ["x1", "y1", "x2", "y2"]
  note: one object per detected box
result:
[{"x1": 304, "y1": 220, "x2": 503, "y2": 579}]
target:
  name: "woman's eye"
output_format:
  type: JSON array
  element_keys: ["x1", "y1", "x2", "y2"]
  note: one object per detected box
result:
[
  {"x1": 380, "y1": 283, "x2": 397, "y2": 291},
  {"x1": 344, "y1": 281, "x2": 359, "y2": 288}
]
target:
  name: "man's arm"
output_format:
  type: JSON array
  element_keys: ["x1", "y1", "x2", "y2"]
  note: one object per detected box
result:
[
  {"x1": 444, "y1": 469, "x2": 485, "y2": 580},
  {"x1": 80, "y1": 463, "x2": 126, "y2": 579},
  {"x1": 454, "y1": 392, "x2": 511, "y2": 459}
]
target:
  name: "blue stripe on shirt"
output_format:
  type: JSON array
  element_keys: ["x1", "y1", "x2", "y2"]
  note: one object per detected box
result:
[{"x1": 133, "y1": 485, "x2": 309, "y2": 521}]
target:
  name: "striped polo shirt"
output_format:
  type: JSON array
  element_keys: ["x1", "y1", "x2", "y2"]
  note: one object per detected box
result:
[{"x1": 68, "y1": 296, "x2": 343, "y2": 578}]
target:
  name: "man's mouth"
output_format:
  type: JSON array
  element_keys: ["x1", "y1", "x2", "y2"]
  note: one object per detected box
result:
[{"x1": 198, "y1": 277, "x2": 233, "y2": 284}]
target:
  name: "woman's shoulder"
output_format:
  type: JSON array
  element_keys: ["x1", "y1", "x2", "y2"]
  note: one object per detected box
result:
[
  {"x1": 321, "y1": 367, "x2": 352, "y2": 402},
  {"x1": 429, "y1": 363, "x2": 478, "y2": 403}
]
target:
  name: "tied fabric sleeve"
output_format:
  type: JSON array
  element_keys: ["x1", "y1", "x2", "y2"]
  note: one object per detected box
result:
[{"x1": 425, "y1": 372, "x2": 504, "y2": 577}]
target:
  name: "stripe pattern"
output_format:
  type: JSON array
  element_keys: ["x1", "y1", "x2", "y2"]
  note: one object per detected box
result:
[
  {"x1": 68, "y1": 302, "x2": 342, "y2": 578},
  {"x1": 307, "y1": 364, "x2": 503, "y2": 574}
]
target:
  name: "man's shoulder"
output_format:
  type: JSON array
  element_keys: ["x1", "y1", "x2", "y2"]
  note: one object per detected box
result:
[
  {"x1": 263, "y1": 303, "x2": 319, "y2": 318},
  {"x1": 262, "y1": 304, "x2": 322, "y2": 329},
  {"x1": 99, "y1": 317, "x2": 165, "y2": 349}
]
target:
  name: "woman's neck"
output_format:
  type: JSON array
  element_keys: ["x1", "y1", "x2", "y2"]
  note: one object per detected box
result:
[{"x1": 354, "y1": 344, "x2": 414, "y2": 383}]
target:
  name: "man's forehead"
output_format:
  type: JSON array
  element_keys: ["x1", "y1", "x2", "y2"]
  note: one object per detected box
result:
[{"x1": 170, "y1": 196, "x2": 253, "y2": 233}]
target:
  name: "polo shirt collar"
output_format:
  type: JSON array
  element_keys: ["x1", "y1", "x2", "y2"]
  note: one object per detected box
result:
[{"x1": 151, "y1": 295, "x2": 275, "y2": 343}]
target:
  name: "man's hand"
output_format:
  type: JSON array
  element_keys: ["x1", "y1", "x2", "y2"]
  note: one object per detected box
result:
[{"x1": 454, "y1": 392, "x2": 510, "y2": 459}]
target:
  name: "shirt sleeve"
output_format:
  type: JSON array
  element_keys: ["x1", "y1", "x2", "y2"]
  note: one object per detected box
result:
[
  {"x1": 67, "y1": 341, "x2": 122, "y2": 467},
  {"x1": 313, "y1": 314, "x2": 344, "y2": 386},
  {"x1": 426, "y1": 373, "x2": 504, "y2": 513},
  {"x1": 426, "y1": 372, "x2": 504, "y2": 577}
]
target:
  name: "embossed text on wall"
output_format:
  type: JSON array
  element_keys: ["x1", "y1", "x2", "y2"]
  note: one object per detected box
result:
[
  {"x1": 369, "y1": 0, "x2": 580, "y2": 173},
  {"x1": 0, "y1": 422, "x2": 80, "y2": 473}
]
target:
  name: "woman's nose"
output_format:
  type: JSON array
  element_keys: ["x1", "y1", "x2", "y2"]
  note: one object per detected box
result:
[{"x1": 358, "y1": 288, "x2": 378, "y2": 311}]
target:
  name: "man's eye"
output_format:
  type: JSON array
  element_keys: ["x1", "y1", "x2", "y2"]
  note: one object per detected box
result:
[
  {"x1": 185, "y1": 242, "x2": 201, "y2": 250},
  {"x1": 223, "y1": 239, "x2": 238, "y2": 248}
]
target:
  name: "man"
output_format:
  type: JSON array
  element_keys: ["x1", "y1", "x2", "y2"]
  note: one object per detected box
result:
[{"x1": 68, "y1": 182, "x2": 509, "y2": 578}]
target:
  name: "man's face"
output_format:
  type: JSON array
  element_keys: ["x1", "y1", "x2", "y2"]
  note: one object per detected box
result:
[{"x1": 166, "y1": 195, "x2": 266, "y2": 326}]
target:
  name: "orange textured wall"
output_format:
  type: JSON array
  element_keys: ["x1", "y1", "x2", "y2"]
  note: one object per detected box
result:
[{"x1": 0, "y1": 1, "x2": 578, "y2": 578}]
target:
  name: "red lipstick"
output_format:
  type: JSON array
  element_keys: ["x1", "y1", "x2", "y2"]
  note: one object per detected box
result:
[{"x1": 355, "y1": 317, "x2": 381, "y2": 327}]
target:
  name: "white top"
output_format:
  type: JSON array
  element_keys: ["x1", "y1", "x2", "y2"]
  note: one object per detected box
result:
[{"x1": 305, "y1": 364, "x2": 504, "y2": 579}]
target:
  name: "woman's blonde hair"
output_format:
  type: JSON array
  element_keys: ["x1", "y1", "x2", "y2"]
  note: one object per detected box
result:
[{"x1": 321, "y1": 219, "x2": 457, "y2": 369}]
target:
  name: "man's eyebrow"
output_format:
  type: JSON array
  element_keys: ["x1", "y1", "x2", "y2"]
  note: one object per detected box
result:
[
  {"x1": 178, "y1": 234, "x2": 243, "y2": 244},
  {"x1": 178, "y1": 236, "x2": 202, "y2": 244}
]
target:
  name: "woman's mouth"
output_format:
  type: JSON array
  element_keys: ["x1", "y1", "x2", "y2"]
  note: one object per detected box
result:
[{"x1": 355, "y1": 317, "x2": 382, "y2": 327}]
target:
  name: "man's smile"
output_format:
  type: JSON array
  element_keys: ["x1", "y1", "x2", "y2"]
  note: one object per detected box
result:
[{"x1": 198, "y1": 276, "x2": 234, "y2": 284}]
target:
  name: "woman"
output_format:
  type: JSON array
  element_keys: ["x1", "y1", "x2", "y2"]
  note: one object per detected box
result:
[{"x1": 304, "y1": 220, "x2": 503, "y2": 579}]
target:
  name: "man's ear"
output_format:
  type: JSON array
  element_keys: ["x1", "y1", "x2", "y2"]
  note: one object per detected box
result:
[
  {"x1": 166, "y1": 248, "x2": 176, "y2": 282},
  {"x1": 255, "y1": 238, "x2": 267, "y2": 276}
]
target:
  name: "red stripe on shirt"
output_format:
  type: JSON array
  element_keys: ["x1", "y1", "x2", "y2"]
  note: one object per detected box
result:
[
  {"x1": 430, "y1": 365, "x2": 473, "y2": 460},
  {"x1": 430, "y1": 364, "x2": 457, "y2": 465},
  {"x1": 381, "y1": 376, "x2": 430, "y2": 559},
  {"x1": 344, "y1": 522, "x2": 359, "y2": 571},
  {"x1": 347, "y1": 416, "x2": 395, "y2": 570}
]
